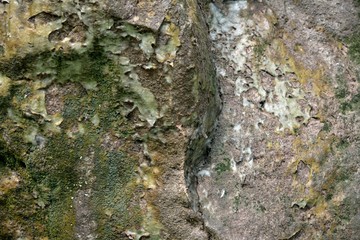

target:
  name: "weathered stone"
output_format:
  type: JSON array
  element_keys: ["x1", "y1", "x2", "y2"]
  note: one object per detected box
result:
[
  {"x1": 105, "y1": 0, "x2": 172, "y2": 31},
  {"x1": 1, "y1": 0, "x2": 359, "y2": 239},
  {"x1": 197, "y1": 1, "x2": 360, "y2": 239},
  {"x1": 0, "y1": 0, "x2": 220, "y2": 239}
]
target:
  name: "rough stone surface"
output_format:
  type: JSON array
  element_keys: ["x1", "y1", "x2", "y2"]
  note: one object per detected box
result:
[
  {"x1": 0, "y1": 0, "x2": 219, "y2": 239},
  {"x1": 197, "y1": 0, "x2": 360, "y2": 239},
  {"x1": 0, "y1": 0, "x2": 359, "y2": 239},
  {"x1": 265, "y1": 0, "x2": 360, "y2": 37},
  {"x1": 105, "y1": 0, "x2": 172, "y2": 31}
]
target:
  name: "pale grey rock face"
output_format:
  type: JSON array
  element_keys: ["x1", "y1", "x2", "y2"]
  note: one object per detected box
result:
[{"x1": 196, "y1": 0, "x2": 360, "y2": 239}]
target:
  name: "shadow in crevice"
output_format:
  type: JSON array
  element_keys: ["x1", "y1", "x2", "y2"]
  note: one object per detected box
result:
[{"x1": 0, "y1": 141, "x2": 26, "y2": 170}]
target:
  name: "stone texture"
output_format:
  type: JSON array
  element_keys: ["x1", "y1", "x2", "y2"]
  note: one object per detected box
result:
[
  {"x1": 0, "y1": 0, "x2": 359, "y2": 239},
  {"x1": 105, "y1": 0, "x2": 172, "y2": 31},
  {"x1": 197, "y1": 1, "x2": 360, "y2": 239},
  {"x1": 0, "y1": 0, "x2": 220, "y2": 239}
]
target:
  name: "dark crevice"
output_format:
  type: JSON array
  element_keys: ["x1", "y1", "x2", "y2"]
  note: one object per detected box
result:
[{"x1": 0, "y1": 140, "x2": 26, "y2": 170}]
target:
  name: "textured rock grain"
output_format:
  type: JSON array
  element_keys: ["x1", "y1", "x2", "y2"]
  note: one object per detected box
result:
[
  {"x1": 198, "y1": 0, "x2": 360, "y2": 239},
  {"x1": 0, "y1": 0, "x2": 220, "y2": 239},
  {"x1": 0, "y1": 0, "x2": 359, "y2": 239}
]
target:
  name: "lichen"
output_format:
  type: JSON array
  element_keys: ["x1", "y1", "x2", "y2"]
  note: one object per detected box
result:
[
  {"x1": 155, "y1": 22, "x2": 181, "y2": 64},
  {"x1": 0, "y1": 74, "x2": 10, "y2": 97},
  {"x1": 0, "y1": 172, "x2": 20, "y2": 197},
  {"x1": 264, "y1": 78, "x2": 310, "y2": 131},
  {"x1": 270, "y1": 39, "x2": 328, "y2": 96},
  {"x1": 0, "y1": 0, "x2": 62, "y2": 59},
  {"x1": 0, "y1": 0, "x2": 220, "y2": 239}
]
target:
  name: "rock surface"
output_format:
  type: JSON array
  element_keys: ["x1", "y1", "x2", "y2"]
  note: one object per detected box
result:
[
  {"x1": 0, "y1": 0, "x2": 220, "y2": 239},
  {"x1": 197, "y1": 0, "x2": 360, "y2": 239},
  {"x1": 0, "y1": 0, "x2": 359, "y2": 239}
]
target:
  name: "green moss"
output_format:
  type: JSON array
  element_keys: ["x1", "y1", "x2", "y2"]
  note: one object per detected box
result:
[
  {"x1": 0, "y1": 184, "x2": 48, "y2": 238},
  {"x1": 233, "y1": 195, "x2": 241, "y2": 213},
  {"x1": 349, "y1": 92, "x2": 360, "y2": 110},
  {"x1": 0, "y1": 140, "x2": 25, "y2": 170},
  {"x1": 334, "y1": 70, "x2": 359, "y2": 113},
  {"x1": 0, "y1": 147, "x2": 48, "y2": 239},
  {"x1": 335, "y1": 88, "x2": 348, "y2": 99},
  {"x1": 340, "y1": 102, "x2": 351, "y2": 113},
  {"x1": 0, "y1": 21, "x2": 162, "y2": 239},
  {"x1": 293, "y1": 127, "x2": 300, "y2": 135},
  {"x1": 47, "y1": 197, "x2": 76, "y2": 239},
  {"x1": 0, "y1": 44, "x2": 112, "y2": 175},
  {"x1": 63, "y1": 97, "x2": 85, "y2": 122},
  {"x1": 334, "y1": 197, "x2": 359, "y2": 221},
  {"x1": 0, "y1": 57, "x2": 28, "y2": 80},
  {"x1": 255, "y1": 201, "x2": 267, "y2": 213},
  {"x1": 24, "y1": 134, "x2": 82, "y2": 239},
  {"x1": 0, "y1": 38, "x2": 107, "y2": 86},
  {"x1": 253, "y1": 39, "x2": 269, "y2": 60},
  {"x1": 215, "y1": 158, "x2": 231, "y2": 174},
  {"x1": 30, "y1": 135, "x2": 78, "y2": 188},
  {"x1": 30, "y1": 42, "x2": 106, "y2": 86},
  {"x1": 92, "y1": 150, "x2": 142, "y2": 238},
  {"x1": 337, "y1": 138, "x2": 349, "y2": 150},
  {"x1": 322, "y1": 121, "x2": 332, "y2": 132},
  {"x1": 348, "y1": 33, "x2": 360, "y2": 64},
  {"x1": 232, "y1": 194, "x2": 250, "y2": 213}
]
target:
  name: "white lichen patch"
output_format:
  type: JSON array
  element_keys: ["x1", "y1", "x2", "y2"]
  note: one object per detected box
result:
[
  {"x1": 264, "y1": 78, "x2": 310, "y2": 131},
  {"x1": 81, "y1": 81, "x2": 98, "y2": 91},
  {"x1": 140, "y1": 34, "x2": 156, "y2": 59},
  {"x1": 125, "y1": 229, "x2": 150, "y2": 240},
  {"x1": 103, "y1": 25, "x2": 162, "y2": 127},
  {"x1": 210, "y1": 1, "x2": 251, "y2": 73},
  {"x1": 118, "y1": 23, "x2": 157, "y2": 59},
  {"x1": 91, "y1": 113, "x2": 100, "y2": 127},
  {"x1": 198, "y1": 169, "x2": 211, "y2": 177},
  {"x1": 126, "y1": 200, "x2": 162, "y2": 239},
  {"x1": 242, "y1": 147, "x2": 252, "y2": 162},
  {"x1": 23, "y1": 126, "x2": 38, "y2": 145},
  {"x1": 78, "y1": 123, "x2": 85, "y2": 135},
  {"x1": 21, "y1": 90, "x2": 49, "y2": 120},
  {"x1": 125, "y1": 72, "x2": 159, "y2": 127},
  {"x1": 210, "y1": 1, "x2": 309, "y2": 132},
  {"x1": 7, "y1": 108, "x2": 22, "y2": 123},
  {"x1": 198, "y1": 2, "x2": 314, "y2": 235},
  {"x1": 199, "y1": 0, "x2": 357, "y2": 239}
]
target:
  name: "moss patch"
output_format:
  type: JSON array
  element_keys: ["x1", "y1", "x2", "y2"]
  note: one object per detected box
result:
[
  {"x1": 348, "y1": 33, "x2": 360, "y2": 64},
  {"x1": 215, "y1": 158, "x2": 231, "y2": 175}
]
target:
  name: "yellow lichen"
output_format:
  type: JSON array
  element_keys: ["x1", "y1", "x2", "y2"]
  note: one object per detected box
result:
[
  {"x1": 289, "y1": 134, "x2": 334, "y2": 176},
  {"x1": 155, "y1": 22, "x2": 181, "y2": 64},
  {"x1": 288, "y1": 132, "x2": 338, "y2": 231},
  {"x1": 0, "y1": 172, "x2": 20, "y2": 196},
  {"x1": 186, "y1": 0, "x2": 198, "y2": 24},
  {"x1": 0, "y1": 0, "x2": 62, "y2": 59},
  {"x1": 271, "y1": 39, "x2": 329, "y2": 96},
  {"x1": 0, "y1": 74, "x2": 11, "y2": 97}
]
